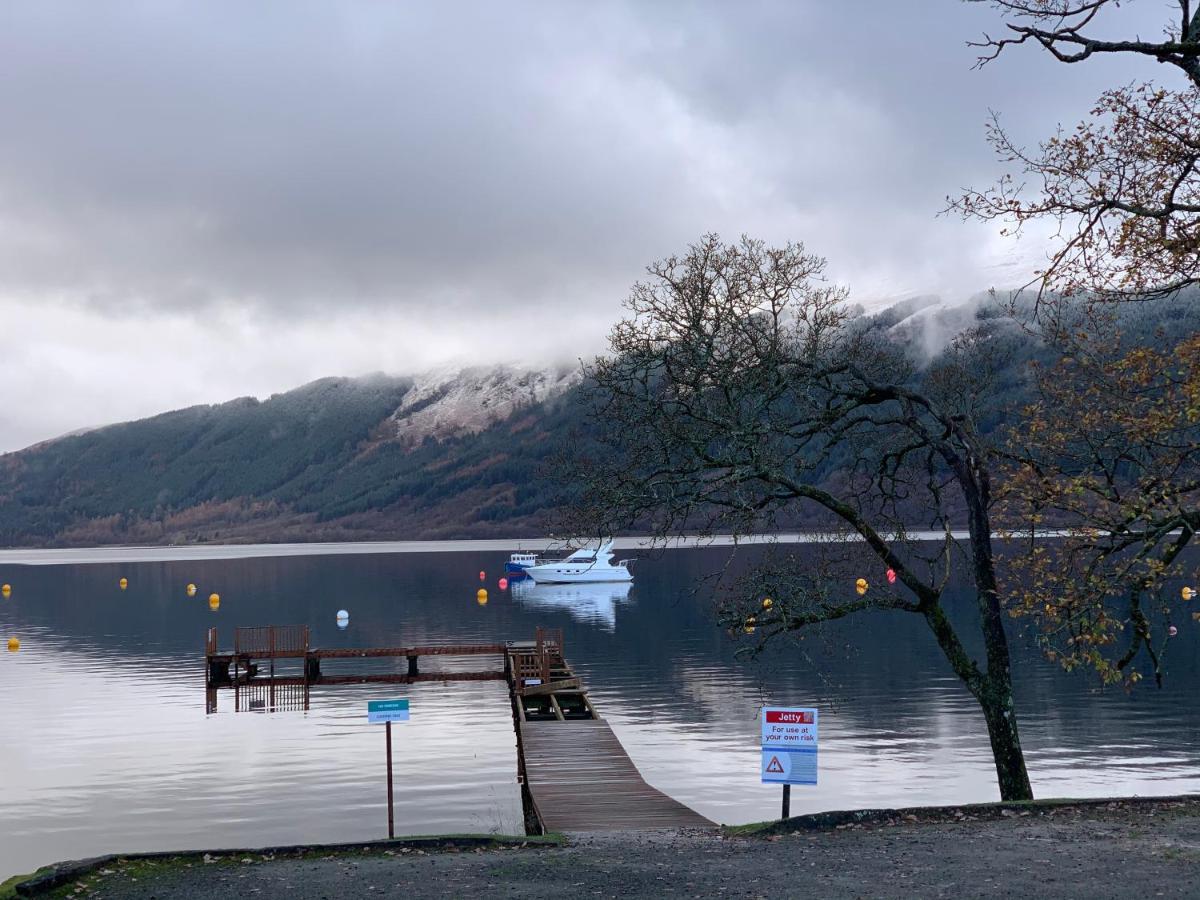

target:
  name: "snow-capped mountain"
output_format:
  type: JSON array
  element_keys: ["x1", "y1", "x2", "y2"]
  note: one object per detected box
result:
[{"x1": 389, "y1": 363, "x2": 580, "y2": 446}]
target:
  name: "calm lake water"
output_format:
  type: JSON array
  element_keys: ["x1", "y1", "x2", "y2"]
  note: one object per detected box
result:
[{"x1": 1, "y1": 543, "x2": 1198, "y2": 878}]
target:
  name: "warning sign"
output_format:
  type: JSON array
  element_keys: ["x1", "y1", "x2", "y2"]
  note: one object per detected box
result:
[
  {"x1": 761, "y1": 706, "x2": 818, "y2": 785},
  {"x1": 760, "y1": 747, "x2": 817, "y2": 785}
]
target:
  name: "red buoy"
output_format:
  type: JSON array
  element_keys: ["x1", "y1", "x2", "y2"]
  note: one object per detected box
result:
[{"x1": 499, "y1": 577, "x2": 509, "y2": 590}]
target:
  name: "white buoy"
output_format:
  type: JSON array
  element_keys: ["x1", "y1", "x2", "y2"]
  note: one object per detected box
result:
[{"x1": 336, "y1": 609, "x2": 349, "y2": 629}]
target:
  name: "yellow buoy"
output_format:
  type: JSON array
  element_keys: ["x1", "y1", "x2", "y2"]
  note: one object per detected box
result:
[
  {"x1": 1183, "y1": 586, "x2": 1197, "y2": 601},
  {"x1": 1, "y1": 583, "x2": 10, "y2": 597},
  {"x1": 762, "y1": 597, "x2": 774, "y2": 610},
  {"x1": 855, "y1": 577, "x2": 869, "y2": 596},
  {"x1": 477, "y1": 588, "x2": 488, "y2": 605},
  {"x1": 7, "y1": 637, "x2": 18, "y2": 652},
  {"x1": 119, "y1": 577, "x2": 128, "y2": 590},
  {"x1": 744, "y1": 615, "x2": 757, "y2": 634},
  {"x1": 208, "y1": 593, "x2": 220, "y2": 610},
  {"x1": 186, "y1": 583, "x2": 197, "y2": 597}
]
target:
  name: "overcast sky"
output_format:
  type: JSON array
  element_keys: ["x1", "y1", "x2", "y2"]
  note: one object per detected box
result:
[{"x1": 0, "y1": 1, "x2": 1174, "y2": 452}]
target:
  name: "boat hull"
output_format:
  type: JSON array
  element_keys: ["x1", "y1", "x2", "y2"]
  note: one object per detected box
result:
[{"x1": 524, "y1": 567, "x2": 632, "y2": 584}]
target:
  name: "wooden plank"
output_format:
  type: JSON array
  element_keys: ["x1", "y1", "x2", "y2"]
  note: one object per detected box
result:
[
  {"x1": 519, "y1": 719, "x2": 714, "y2": 831},
  {"x1": 521, "y1": 678, "x2": 580, "y2": 696},
  {"x1": 313, "y1": 644, "x2": 506, "y2": 659},
  {"x1": 315, "y1": 672, "x2": 505, "y2": 685}
]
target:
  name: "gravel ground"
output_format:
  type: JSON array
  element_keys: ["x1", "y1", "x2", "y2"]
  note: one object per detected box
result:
[{"x1": 26, "y1": 799, "x2": 1200, "y2": 899}]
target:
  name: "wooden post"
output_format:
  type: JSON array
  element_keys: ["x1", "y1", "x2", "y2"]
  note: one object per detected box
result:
[
  {"x1": 782, "y1": 784, "x2": 791, "y2": 821},
  {"x1": 386, "y1": 720, "x2": 395, "y2": 839}
]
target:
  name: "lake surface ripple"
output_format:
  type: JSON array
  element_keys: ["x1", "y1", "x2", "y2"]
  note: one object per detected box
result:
[{"x1": 1, "y1": 544, "x2": 1197, "y2": 878}]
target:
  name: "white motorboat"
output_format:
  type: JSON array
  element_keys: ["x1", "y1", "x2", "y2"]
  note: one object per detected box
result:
[{"x1": 522, "y1": 539, "x2": 634, "y2": 584}]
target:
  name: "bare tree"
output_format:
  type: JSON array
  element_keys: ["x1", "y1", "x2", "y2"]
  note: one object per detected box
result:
[
  {"x1": 951, "y1": 1, "x2": 1200, "y2": 306},
  {"x1": 582, "y1": 235, "x2": 1034, "y2": 801},
  {"x1": 969, "y1": 1, "x2": 1200, "y2": 86},
  {"x1": 954, "y1": 3, "x2": 1200, "y2": 684}
]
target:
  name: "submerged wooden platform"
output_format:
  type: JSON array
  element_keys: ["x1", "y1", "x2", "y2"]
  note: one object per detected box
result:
[{"x1": 205, "y1": 623, "x2": 714, "y2": 833}]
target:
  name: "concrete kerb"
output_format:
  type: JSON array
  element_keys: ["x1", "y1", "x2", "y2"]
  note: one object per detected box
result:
[
  {"x1": 10, "y1": 833, "x2": 565, "y2": 897},
  {"x1": 725, "y1": 793, "x2": 1200, "y2": 837}
]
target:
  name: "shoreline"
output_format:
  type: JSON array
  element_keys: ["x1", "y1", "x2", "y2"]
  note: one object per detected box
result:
[
  {"x1": 0, "y1": 529, "x2": 1088, "y2": 566},
  {"x1": 7, "y1": 794, "x2": 1198, "y2": 898}
]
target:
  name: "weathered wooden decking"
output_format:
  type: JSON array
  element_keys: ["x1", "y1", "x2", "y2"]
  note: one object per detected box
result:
[
  {"x1": 206, "y1": 623, "x2": 714, "y2": 833},
  {"x1": 519, "y1": 719, "x2": 714, "y2": 831},
  {"x1": 507, "y1": 630, "x2": 714, "y2": 832}
]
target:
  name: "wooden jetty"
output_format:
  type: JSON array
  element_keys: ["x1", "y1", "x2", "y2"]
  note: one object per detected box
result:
[
  {"x1": 205, "y1": 624, "x2": 714, "y2": 833},
  {"x1": 507, "y1": 628, "x2": 712, "y2": 831}
]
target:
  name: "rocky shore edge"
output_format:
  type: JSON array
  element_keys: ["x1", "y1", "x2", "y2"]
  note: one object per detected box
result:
[{"x1": 4, "y1": 794, "x2": 1197, "y2": 898}]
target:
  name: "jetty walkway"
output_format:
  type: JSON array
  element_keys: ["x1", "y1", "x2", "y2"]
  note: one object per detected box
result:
[{"x1": 204, "y1": 624, "x2": 714, "y2": 833}]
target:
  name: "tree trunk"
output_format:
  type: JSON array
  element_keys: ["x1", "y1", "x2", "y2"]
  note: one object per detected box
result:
[
  {"x1": 978, "y1": 677, "x2": 1033, "y2": 801},
  {"x1": 962, "y1": 465, "x2": 1034, "y2": 801},
  {"x1": 924, "y1": 601, "x2": 1035, "y2": 802}
]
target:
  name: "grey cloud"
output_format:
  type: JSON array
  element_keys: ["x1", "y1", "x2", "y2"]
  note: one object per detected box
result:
[
  {"x1": 0, "y1": 1, "x2": 1164, "y2": 318},
  {"x1": 0, "y1": 0, "x2": 1178, "y2": 450}
]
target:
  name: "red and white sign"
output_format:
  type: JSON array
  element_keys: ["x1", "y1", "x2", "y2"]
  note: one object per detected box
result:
[
  {"x1": 761, "y1": 706, "x2": 818, "y2": 750},
  {"x1": 765, "y1": 710, "x2": 813, "y2": 725},
  {"x1": 761, "y1": 706, "x2": 819, "y2": 785}
]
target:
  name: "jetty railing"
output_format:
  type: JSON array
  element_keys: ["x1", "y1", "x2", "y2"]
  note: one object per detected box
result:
[{"x1": 202, "y1": 623, "x2": 714, "y2": 833}]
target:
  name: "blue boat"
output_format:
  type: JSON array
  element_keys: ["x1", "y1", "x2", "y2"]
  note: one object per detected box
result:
[{"x1": 505, "y1": 551, "x2": 541, "y2": 575}]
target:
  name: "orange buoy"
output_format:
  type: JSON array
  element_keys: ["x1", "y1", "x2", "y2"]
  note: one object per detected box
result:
[{"x1": 477, "y1": 588, "x2": 488, "y2": 605}]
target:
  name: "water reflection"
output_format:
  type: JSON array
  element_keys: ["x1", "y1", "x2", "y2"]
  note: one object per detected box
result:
[
  {"x1": 511, "y1": 579, "x2": 633, "y2": 631},
  {"x1": 0, "y1": 544, "x2": 1198, "y2": 881},
  {"x1": 204, "y1": 682, "x2": 311, "y2": 715}
]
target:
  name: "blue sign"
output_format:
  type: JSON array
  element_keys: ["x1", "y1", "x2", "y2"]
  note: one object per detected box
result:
[
  {"x1": 367, "y1": 698, "x2": 410, "y2": 724},
  {"x1": 761, "y1": 706, "x2": 818, "y2": 785},
  {"x1": 761, "y1": 748, "x2": 817, "y2": 785}
]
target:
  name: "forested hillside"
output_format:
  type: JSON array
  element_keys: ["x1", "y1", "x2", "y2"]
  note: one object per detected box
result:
[
  {"x1": 0, "y1": 368, "x2": 582, "y2": 545},
  {"x1": 1, "y1": 295, "x2": 1195, "y2": 547}
]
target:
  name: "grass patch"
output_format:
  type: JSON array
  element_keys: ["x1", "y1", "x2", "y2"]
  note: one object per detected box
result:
[
  {"x1": 9, "y1": 833, "x2": 568, "y2": 898},
  {"x1": 1, "y1": 870, "x2": 39, "y2": 900}
]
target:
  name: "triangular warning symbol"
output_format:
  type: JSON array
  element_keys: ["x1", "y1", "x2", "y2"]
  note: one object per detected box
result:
[{"x1": 765, "y1": 755, "x2": 785, "y2": 774}]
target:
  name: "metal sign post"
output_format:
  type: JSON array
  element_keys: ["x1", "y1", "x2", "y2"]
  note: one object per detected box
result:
[
  {"x1": 386, "y1": 720, "x2": 394, "y2": 838},
  {"x1": 761, "y1": 706, "x2": 818, "y2": 821},
  {"x1": 368, "y1": 699, "x2": 410, "y2": 839}
]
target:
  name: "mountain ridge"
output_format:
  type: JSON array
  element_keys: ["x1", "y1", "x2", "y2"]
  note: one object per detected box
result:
[{"x1": 3, "y1": 295, "x2": 1196, "y2": 548}]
